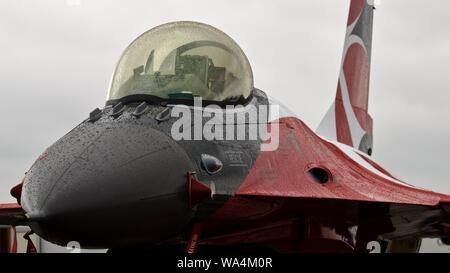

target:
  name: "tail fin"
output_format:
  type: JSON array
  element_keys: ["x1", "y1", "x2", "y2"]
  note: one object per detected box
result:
[{"x1": 317, "y1": 0, "x2": 375, "y2": 155}]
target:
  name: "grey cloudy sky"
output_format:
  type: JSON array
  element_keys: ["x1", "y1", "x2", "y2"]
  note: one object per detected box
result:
[{"x1": 0, "y1": 0, "x2": 449, "y2": 250}]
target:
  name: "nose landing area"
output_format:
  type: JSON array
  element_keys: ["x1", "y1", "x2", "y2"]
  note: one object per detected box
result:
[
  {"x1": 22, "y1": 120, "x2": 196, "y2": 247},
  {"x1": 21, "y1": 122, "x2": 109, "y2": 217}
]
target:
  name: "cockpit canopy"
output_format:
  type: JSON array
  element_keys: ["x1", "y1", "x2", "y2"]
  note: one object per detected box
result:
[{"x1": 107, "y1": 21, "x2": 253, "y2": 104}]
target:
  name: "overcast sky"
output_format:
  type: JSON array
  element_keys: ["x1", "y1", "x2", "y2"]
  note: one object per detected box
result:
[{"x1": 0, "y1": 0, "x2": 449, "y2": 251}]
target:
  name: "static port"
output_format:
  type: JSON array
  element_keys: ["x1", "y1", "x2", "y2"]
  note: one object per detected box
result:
[{"x1": 308, "y1": 167, "x2": 330, "y2": 184}]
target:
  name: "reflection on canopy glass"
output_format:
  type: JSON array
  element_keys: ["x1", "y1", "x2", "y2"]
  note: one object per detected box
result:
[{"x1": 107, "y1": 21, "x2": 253, "y2": 103}]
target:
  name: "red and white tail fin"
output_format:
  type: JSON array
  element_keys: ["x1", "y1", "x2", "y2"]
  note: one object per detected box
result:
[{"x1": 317, "y1": 0, "x2": 375, "y2": 155}]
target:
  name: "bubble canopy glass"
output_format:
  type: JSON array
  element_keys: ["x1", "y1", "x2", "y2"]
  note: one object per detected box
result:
[{"x1": 107, "y1": 21, "x2": 253, "y2": 104}]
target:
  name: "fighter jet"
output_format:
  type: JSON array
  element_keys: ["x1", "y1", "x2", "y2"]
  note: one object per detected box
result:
[{"x1": 1, "y1": 0, "x2": 449, "y2": 253}]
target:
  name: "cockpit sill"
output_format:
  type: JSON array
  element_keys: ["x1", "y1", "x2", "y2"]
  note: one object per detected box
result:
[
  {"x1": 104, "y1": 92, "x2": 254, "y2": 109},
  {"x1": 84, "y1": 88, "x2": 280, "y2": 153},
  {"x1": 93, "y1": 88, "x2": 276, "y2": 128}
]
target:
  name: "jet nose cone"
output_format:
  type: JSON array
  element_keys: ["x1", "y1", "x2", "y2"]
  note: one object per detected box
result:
[{"x1": 21, "y1": 120, "x2": 196, "y2": 247}]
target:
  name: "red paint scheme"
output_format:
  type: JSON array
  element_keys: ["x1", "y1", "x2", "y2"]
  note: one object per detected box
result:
[
  {"x1": 185, "y1": 223, "x2": 202, "y2": 254},
  {"x1": 188, "y1": 172, "x2": 212, "y2": 208},
  {"x1": 0, "y1": 204, "x2": 37, "y2": 253},
  {"x1": 335, "y1": 88, "x2": 354, "y2": 146},
  {"x1": 347, "y1": 0, "x2": 365, "y2": 26},
  {"x1": 197, "y1": 117, "x2": 450, "y2": 250},
  {"x1": 2, "y1": 0, "x2": 449, "y2": 252},
  {"x1": 23, "y1": 230, "x2": 37, "y2": 253},
  {"x1": 342, "y1": 43, "x2": 372, "y2": 132},
  {"x1": 318, "y1": 0, "x2": 374, "y2": 148},
  {"x1": 11, "y1": 227, "x2": 17, "y2": 253},
  {"x1": 237, "y1": 117, "x2": 449, "y2": 206},
  {"x1": 0, "y1": 204, "x2": 21, "y2": 253},
  {"x1": 10, "y1": 182, "x2": 23, "y2": 205},
  {"x1": 343, "y1": 44, "x2": 370, "y2": 112},
  {"x1": 0, "y1": 203, "x2": 23, "y2": 229},
  {"x1": 0, "y1": 203, "x2": 21, "y2": 210}
]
